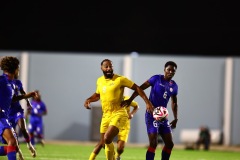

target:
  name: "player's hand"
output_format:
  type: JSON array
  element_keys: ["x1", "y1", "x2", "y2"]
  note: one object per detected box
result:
[
  {"x1": 84, "y1": 100, "x2": 91, "y2": 110},
  {"x1": 146, "y1": 102, "x2": 154, "y2": 114},
  {"x1": 170, "y1": 119, "x2": 178, "y2": 129},
  {"x1": 26, "y1": 91, "x2": 38, "y2": 99},
  {"x1": 128, "y1": 113, "x2": 133, "y2": 119}
]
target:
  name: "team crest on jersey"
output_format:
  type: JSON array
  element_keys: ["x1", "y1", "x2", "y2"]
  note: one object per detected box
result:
[
  {"x1": 170, "y1": 88, "x2": 173, "y2": 92},
  {"x1": 109, "y1": 82, "x2": 114, "y2": 86}
]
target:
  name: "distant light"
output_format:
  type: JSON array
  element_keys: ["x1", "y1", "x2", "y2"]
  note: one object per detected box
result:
[{"x1": 130, "y1": 51, "x2": 139, "y2": 58}]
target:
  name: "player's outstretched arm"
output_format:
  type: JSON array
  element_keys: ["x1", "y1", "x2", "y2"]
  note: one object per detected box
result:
[
  {"x1": 20, "y1": 88, "x2": 33, "y2": 111},
  {"x1": 12, "y1": 91, "x2": 37, "y2": 102},
  {"x1": 130, "y1": 83, "x2": 154, "y2": 113},
  {"x1": 84, "y1": 93, "x2": 100, "y2": 109},
  {"x1": 121, "y1": 80, "x2": 150, "y2": 107}
]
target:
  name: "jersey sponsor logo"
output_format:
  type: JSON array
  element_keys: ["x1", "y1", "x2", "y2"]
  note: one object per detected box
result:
[
  {"x1": 170, "y1": 88, "x2": 173, "y2": 92},
  {"x1": 159, "y1": 83, "x2": 165, "y2": 87}
]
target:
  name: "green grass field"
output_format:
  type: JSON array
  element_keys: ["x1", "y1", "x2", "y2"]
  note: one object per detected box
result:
[{"x1": 2, "y1": 142, "x2": 240, "y2": 160}]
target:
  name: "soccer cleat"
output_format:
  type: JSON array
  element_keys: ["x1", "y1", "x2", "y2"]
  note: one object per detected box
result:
[
  {"x1": 17, "y1": 149, "x2": 25, "y2": 160},
  {"x1": 116, "y1": 157, "x2": 121, "y2": 160},
  {"x1": 27, "y1": 143, "x2": 37, "y2": 157},
  {"x1": 40, "y1": 139, "x2": 45, "y2": 147}
]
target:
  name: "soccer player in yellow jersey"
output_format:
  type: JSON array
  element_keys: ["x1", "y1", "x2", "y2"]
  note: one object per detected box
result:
[
  {"x1": 87, "y1": 96, "x2": 139, "y2": 160},
  {"x1": 84, "y1": 59, "x2": 154, "y2": 160}
]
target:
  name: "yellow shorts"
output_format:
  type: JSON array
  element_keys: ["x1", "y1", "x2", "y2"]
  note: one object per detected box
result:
[
  {"x1": 100, "y1": 109, "x2": 128, "y2": 133},
  {"x1": 118, "y1": 121, "x2": 130, "y2": 142}
]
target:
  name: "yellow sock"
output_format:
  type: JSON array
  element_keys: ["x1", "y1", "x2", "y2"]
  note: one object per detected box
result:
[
  {"x1": 89, "y1": 152, "x2": 97, "y2": 160},
  {"x1": 105, "y1": 142, "x2": 114, "y2": 160}
]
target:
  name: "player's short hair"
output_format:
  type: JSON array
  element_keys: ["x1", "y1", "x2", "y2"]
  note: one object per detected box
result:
[
  {"x1": 101, "y1": 59, "x2": 112, "y2": 65},
  {"x1": 0, "y1": 56, "x2": 19, "y2": 73},
  {"x1": 165, "y1": 61, "x2": 177, "y2": 69}
]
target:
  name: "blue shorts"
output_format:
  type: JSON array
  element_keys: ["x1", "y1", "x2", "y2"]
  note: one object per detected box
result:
[
  {"x1": 28, "y1": 118, "x2": 44, "y2": 135},
  {"x1": 0, "y1": 118, "x2": 16, "y2": 144},
  {"x1": 145, "y1": 111, "x2": 172, "y2": 135},
  {"x1": 8, "y1": 110, "x2": 25, "y2": 129}
]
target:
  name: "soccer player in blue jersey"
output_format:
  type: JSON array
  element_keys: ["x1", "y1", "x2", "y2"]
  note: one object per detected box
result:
[
  {"x1": 122, "y1": 61, "x2": 178, "y2": 160},
  {"x1": 9, "y1": 75, "x2": 37, "y2": 157},
  {"x1": 0, "y1": 56, "x2": 37, "y2": 160},
  {"x1": 28, "y1": 90, "x2": 47, "y2": 147}
]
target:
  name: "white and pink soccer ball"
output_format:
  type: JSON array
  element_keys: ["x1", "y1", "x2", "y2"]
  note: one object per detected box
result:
[{"x1": 153, "y1": 106, "x2": 169, "y2": 121}]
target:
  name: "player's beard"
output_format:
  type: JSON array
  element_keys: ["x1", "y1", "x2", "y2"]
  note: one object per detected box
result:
[{"x1": 103, "y1": 70, "x2": 114, "y2": 79}]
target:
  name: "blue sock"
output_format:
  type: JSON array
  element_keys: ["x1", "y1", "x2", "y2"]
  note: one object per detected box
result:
[
  {"x1": 7, "y1": 146, "x2": 16, "y2": 160},
  {"x1": 0, "y1": 146, "x2": 7, "y2": 156},
  {"x1": 146, "y1": 147, "x2": 155, "y2": 160},
  {"x1": 30, "y1": 134, "x2": 35, "y2": 146},
  {"x1": 161, "y1": 146, "x2": 172, "y2": 160}
]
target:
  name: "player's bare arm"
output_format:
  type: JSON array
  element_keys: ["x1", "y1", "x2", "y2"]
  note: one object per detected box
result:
[
  {"x1": 121, "y1": 81, "x2": 150, "y2": 107},
  {"x1": 170, "y1": 95, "x2": 178, "y2": 129},
  {"x1": 20, "y1": 88, "x2": 33, "y2": 111},
  {"x1": 129, "y1": 105, "x2": 139, "y2": 119},
  {"x1": 131, "y1": 83, "x2": 154, "y2": 113},
  {"x1": 12, "y1": 91, "x2": 37, "y2": 102},
  {"x1": 84, "y1": 93, "x2": 100, "y2": 109}
]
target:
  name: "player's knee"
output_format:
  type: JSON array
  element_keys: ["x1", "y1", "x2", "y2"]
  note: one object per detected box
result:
[
  {"x1": 104, "y1": 137, "x2": 112, "y2": 144},
  {"x1": 166, "y1": 141, "x2": 174, "y2": 149},
  {"x1": 149, "y1": 140, "x2": 158, "y2": 148},
  {"x1": 8, "y1": 137, "x2": 18, "y2": 146}
]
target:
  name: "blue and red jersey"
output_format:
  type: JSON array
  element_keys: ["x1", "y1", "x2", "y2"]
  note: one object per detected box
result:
[
  {"x1": 0, "y1": 74, "x2": 14, "y2": 118},
  {"x1": 148, "y1": 74, "x2": 178, "y2": 109}
]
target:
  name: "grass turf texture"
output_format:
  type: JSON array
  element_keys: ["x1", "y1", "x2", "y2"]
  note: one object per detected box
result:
[{"x1": 2, "y1": 143, "x2": 240, "y2": 160}]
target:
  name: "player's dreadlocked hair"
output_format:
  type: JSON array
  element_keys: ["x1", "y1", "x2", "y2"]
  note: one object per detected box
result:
[{"x1": 0, "y1": 56, "x2": 20, "y2": 73}]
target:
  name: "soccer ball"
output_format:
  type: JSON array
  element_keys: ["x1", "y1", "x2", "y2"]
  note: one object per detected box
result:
[{"x1": 153, "y1": 106, "x2": 169, "y2": 121}]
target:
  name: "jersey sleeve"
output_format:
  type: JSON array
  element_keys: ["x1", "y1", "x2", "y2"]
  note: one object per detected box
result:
[
  {"x1": 16, "y1": 80, "x2": 23, "y2": 90},
  {"x1": 120, "y1": 76, "x2": 134, "y2": 88},
  {"x1": 130, "y1": 100, "x2": 138, "y2": 107},
  {"x1": 148, "y1": 74, "x2": 159, "y2": 86},
  {"x1": 172, "y1": 83, "x2": 178, "y2": 96},
  {"x1": 95, "y1": 78, "x2": 100, "y2": 94}
]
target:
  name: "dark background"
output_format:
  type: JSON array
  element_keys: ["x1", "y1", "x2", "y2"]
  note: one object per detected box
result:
[{"x1": 0, "y1": 1, "x2": 239, "y2": 56}]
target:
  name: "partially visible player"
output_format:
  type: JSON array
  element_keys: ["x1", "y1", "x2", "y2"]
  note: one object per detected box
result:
[
  {"x1": 122, "y1": 61, "x2": 179, "y2": 160},
  {"x1": 84, "y1": 59, "x2": 153, "y2": 160},
  {"x1": 9, "y1": 73, "x2": 37, "y2": 157},
  {"x1": 0, "y1": 56, "x2": 37, "y2": 160},
  {"x1": 28, "y1": 90, "x2": 47, "y2": 147},
  {"x1": 88, "y1": 95, "x2": 139, "y2": 160}
]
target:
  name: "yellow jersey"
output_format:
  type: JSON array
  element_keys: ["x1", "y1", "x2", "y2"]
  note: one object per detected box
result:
[{"x1": 96, "y1": 74, "x2": 134, "y2": 114}]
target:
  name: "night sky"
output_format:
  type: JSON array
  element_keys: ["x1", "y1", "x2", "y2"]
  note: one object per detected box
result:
[{"x1": 0, "y1": 1, "x2": 239, "y2": 56}]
